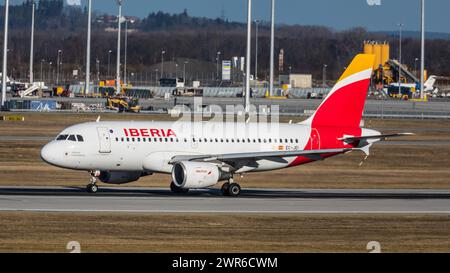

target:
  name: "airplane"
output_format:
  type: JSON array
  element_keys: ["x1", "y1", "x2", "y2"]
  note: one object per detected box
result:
[{"x1": 41, "y1": 54, "x2": 412, "y2": 197}]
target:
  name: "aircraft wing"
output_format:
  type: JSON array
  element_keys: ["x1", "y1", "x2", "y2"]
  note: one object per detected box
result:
[
  {"x1": 169, "y1": 148, "x2": 353, "y2": 164},
  {"x1": 339, "y1": 133, "x2": 414, "y2": 143}
]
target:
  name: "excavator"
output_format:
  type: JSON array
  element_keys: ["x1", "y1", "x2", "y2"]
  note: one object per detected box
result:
[{"x1": 105, "y1": 96, "x2": 141, "y2": 113}]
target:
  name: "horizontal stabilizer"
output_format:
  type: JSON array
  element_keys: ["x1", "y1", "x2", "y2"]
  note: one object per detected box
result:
[{"x1": 339, "y1": 133, "x2": 415, "y2": 143}]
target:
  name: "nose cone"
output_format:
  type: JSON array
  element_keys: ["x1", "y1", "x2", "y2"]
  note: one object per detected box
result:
[{"x1": 41, "y1": 143, "x2": 60, "y2": 167}]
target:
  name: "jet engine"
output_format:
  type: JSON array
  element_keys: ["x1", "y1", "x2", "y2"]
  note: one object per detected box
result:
[
  {"x1": 172, "y1": 161, "x2": 231, "y2": 189},
  {"x1": 98, "y1": 171, "x2": 142, "y2": 184}
]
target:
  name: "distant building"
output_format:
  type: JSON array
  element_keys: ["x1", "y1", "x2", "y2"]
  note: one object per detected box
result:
[{"x1": 279, "y1": 74, "x2": 312, "y2": 88}]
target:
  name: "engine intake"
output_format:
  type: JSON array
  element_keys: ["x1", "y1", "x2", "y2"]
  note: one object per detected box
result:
[{"x1": 172, "y1": 161, "x2": 230, "y2": 189}]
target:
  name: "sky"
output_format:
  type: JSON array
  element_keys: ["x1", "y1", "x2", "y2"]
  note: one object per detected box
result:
[{"x1": 10, "y1": 0, "x2": 450, "y2": 33}]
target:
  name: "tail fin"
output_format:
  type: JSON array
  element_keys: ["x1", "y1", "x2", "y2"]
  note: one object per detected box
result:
[
  {"x1": 303, "y1": 54, "x2": 375, "y2": 128},
  {"x1": 424, "y1": 75, "x2": 436, "y2": 89}
]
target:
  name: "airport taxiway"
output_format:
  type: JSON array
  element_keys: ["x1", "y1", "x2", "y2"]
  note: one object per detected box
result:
[{"x1": 0, "y1": 186, "x2": 449, "y2": 214}]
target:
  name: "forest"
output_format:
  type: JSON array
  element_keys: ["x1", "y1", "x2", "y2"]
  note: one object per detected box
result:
[{"x1": 1, "y1": 0, "x2": 449, "y2": 83}]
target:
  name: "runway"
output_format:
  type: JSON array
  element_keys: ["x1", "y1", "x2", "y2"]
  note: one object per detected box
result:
[{"x1": 0, "y1": 186, "x2": 449, "y2": 214}]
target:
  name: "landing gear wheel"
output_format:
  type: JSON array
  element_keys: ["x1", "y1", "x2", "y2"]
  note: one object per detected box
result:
[
  {"x1": 227, "y1": 183, "x2": 241, "y2": 197},
  {"x1": 86, "y1": 184, "x2": 98, "y2": 193},
  {"x1": 221, "y1": 183, "x2": 230, "y2": 196},
  {"x1": 170, "y1": 181, "x2": 189, "y2": 194}
]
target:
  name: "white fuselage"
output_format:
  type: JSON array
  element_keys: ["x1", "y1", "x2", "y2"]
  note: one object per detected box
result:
[
  {"x1": 41, "y1": 120, "x2": 378, "y2": 175},
  {"x1": 41, "y1": 121, "x2": 315, "y2": 173}
]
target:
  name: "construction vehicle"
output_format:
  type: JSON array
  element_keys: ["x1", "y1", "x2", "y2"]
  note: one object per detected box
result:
[{"x1": 106, "y1": 96, "x2": 141, "y2": 113}]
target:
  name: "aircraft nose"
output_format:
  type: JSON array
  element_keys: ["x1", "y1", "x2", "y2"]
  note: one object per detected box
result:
[{"x1": 40, "y1": 143, "x2": 58, "y2": 166}]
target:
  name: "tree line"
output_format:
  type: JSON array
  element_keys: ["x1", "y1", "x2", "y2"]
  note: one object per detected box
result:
[{"x1": 0, "y1": 1, "x2": 449, "y2": 84}]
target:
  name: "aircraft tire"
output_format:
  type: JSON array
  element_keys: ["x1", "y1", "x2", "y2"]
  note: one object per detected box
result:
[
  {"x1": 221, "y1": 183, "x2": 230, "y2": 196},
  {"x1": 227, "y1": 183, "x2": 241, "y2": 197}
]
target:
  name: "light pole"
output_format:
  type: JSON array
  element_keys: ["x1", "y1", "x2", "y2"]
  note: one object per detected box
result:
[
  {"x1": 116, "y1": 0, "x2": 123, "y2": 95},
  {"x1": 48, "y1": 61, "x2": 52, "y2": 84},
  {"x1": 56, "y1": 49, "x2": 62, "y2": 85},
  {"x1": 245, "y1": 0, "x2": 252, "y2": 114},
  {"x1": 398, "y1": 23, "x2": 403, "y2": 97},
  {"x1": 420, "y1": 0, "x2": 425, "y2": 99},
  {"x1": 107, "y1": 49, "x2": 112, "y2": 77},
  {"x1": 124, "y1": 18, "x2": 132, "y2": 85},
  {"x1": 1, "y1": 0, "x2": 10, "y2": 108},
  {"x1": 269, "y1": 0, "x2": 276, "y2": 97},
  {"x1": 254, "y1": 19, "x2": 260, "y2": 80},
  {"x1": 161, "y1": 50, "x2": 166, "y2": 78},
  {"x1": 414, "y1": 57, "x2": 419, "y2": 78},
  {"x1": 85, "y1": 0, "x2": 92, "y2": 95},
  {"x1": 40, "y1": 59, "x2": 45, "y2": 82},
  {"x1": 216, "y1": 51, "x2": 221, "y2": 80},
  {"x1": 183, "y1": 61, "x2": 188, "y2": 84},
  {"x1": 96, "y1": 58, "x2": 100, "y2": 82},
  {"x1": 322, "y1": 64, "x2": 327, "y2": 87},
  {"x1": 29, "y1": 0, "x2": 35, "y2": 84}
]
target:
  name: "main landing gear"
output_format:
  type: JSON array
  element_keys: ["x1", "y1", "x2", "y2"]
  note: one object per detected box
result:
[
  {"x1": 221, "y1": 178, "x2": 241, "y2": 197},
  {"x1": 86, "y1": 171, "x2": 100, "y2": 193},
  {"x1": 170, "y1": 181, "x2": 189, "y2": 194}
]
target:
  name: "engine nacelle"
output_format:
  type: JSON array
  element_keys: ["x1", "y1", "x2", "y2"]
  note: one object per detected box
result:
[
  {"x1": 98, "y1": 171, "x2": 142, "y2": 184},
  {"x1": 172, "y1": 161, "x2": 230, "y2": 189}
]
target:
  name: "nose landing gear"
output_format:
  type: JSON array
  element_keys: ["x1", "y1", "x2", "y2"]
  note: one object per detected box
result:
[{"x1": 87, "y1": 171, "x2": 100, "y2": 193}]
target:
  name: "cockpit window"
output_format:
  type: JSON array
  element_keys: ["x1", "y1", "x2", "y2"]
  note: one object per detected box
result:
[
  {"x1": 76, "y1": 135, "x2": 84, "y2": 142},
  {"x1": 67, "y1": 135, "x2": 77, "y2": 141},
  {"x1": 56, "y1": 134, "x2": 68, "y2": 141}
]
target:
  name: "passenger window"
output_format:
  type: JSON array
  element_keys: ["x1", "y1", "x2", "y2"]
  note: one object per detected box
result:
[
  {"x1": 295, "y1": 139, "x2": 299, "y2": 143},
  {"x1": 121, "y1": 137, "x2": 124, "y2": 142},
  {"x1": 126, "y1": 138, "x2": 130, "y2": 142},
  {"x1": 115, "y1": 137, "x2": 118, "y2": 142},
  {"x1": 67, "y1": 135, "x2": 76, "y2": 141}
]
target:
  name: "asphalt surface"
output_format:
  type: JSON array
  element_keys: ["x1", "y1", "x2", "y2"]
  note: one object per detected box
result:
[{"x1": 0, "y1": 186, "x2": 449, "y2": 214}]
